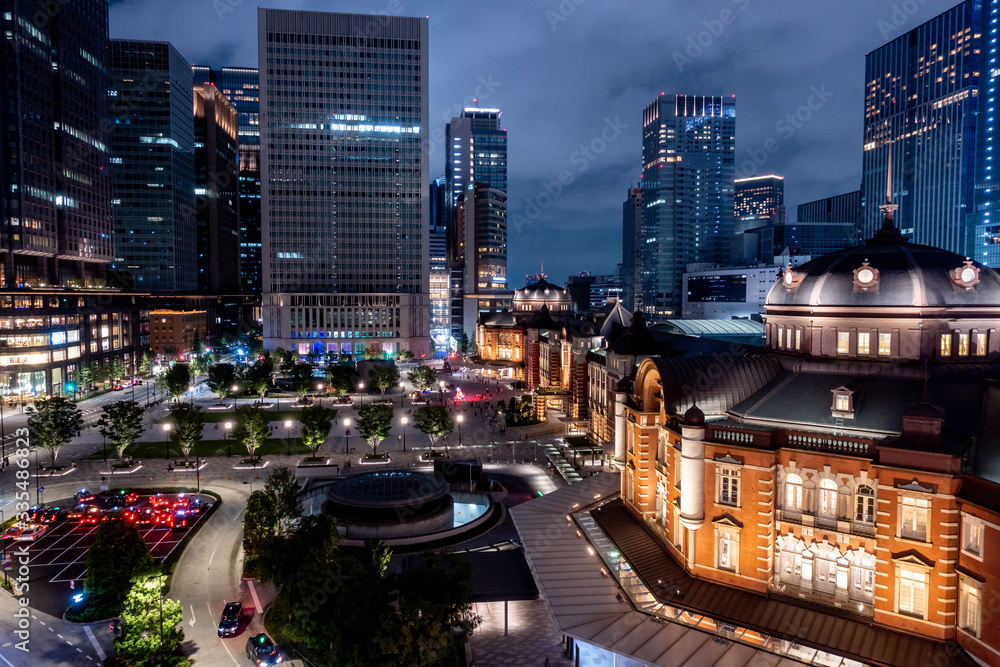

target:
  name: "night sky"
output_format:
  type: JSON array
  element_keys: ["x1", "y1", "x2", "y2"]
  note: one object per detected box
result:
[{"x1": 109, "y1": 0, "x2": 956, "y2": 288}]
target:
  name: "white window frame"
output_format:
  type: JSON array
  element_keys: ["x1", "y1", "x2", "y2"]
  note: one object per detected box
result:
[
  {"x1": 785, "y1": 474, "x2": 803, "y2": 511},
  {"x1": 899, "y1": 495, "x2": 930, "y2": 543},
  {"x1": 975, "y1": 332, "x2": 987, "y2": 357},
  {"x1": 857, "y1": 332, "x2": 870, "y2": 355},
  {"x1": 855, "y1": 485, "x2": 875, "y2": 524},
  {"x1": 777, "y1": 327, "x2": 784, "y2": 349},
  {"x1": 940, "y1": 334, "x2": 952, "y2": 357},
  {"x1": 795, "y1": 329, "x2": 801, "y2": 350},
  {"x1": 878, "y1": 332, "x2": 892, "y2": 356},
  {"x1": 958, "y1": 332, "x2": 970, "y2": 357},
  {"x1": 850, "y1": 555, "x2": 875, "y2": 603},
  {"x1": 716, "y1": 526, "x2": 739, "y2": 573},
  {"x1": 781, "y1": 548, "x2": 802, "y2": 586},
  {"x1": 834, "y1": 393, "x2": 850, "y2": 412},
  {"x1": 961, "y1": 514, "x2": 984, "y2": 559},
  {"x1": 818, "y1": 479, "x2": 838, "y2": 519},
  {"x1": 896, "y1": 564, "x2": 928, "y2": 619},
  {"x1": 813, "y1": 554, "x2": 838, "y2": 595},
  {"x1": 836, "y1": 331, "x2": 849, "y2": 354},
  {"x1": 717, "y1": 465, "x2": 740, "y2": 507},
  {"x1": 959, "y1": 575, "x2": 982, "y2": 637}
]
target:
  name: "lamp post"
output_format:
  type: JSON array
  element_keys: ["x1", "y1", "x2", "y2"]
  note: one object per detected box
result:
[
  {"x1": 162, "y1": 423, "x2": 171, "y2": 462},
  {"x1": 187, "y1": 385, "x2": 195, "y2": 404},
  {"x1": 231, "y1": 385, "x2": 239, "y2": 414},
  {"x1": 399, "y1": 381, "x2": 405, "y2": 407},
  {"x1": 224, "y1": 421, "x2": 232, "y2": 458},
  {"x1": 400, "y1": 416, "x2": 408, "y2": 452},
  {"x1": 457, "y1": 414, "x2": 463, "y2": 448},
  {"x1": 343, "y1": 418, "x2": 351, "y2": 453},
  {"x1": 317, "y1": 384, "x2": 324, "y2": 406},
  {"x1": 102, "y1": 433, "x2": 107, "y2": 463},
  {"x1": 358, "y1": 382, "x2": 364, "y2": 406},
  {"x1": 284, "y1": 420, "x2": 292, "y2": 456},
  {"x1": 439, "y1": 380, "x2": 445, "y2": 405}
]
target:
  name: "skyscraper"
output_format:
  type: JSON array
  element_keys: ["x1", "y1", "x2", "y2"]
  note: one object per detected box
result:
[
  {"x1": 973, "y1": 0, "x2": 1000, "y2": 266},
  {"x1": 621, "y1": 186, "x2": 643, "y2": 312},
  {"x1": 640, "y1": 94, "x2": 736, "y2": 317},
  {"x1": 797, "y1": 190, "x2": 862, "y2": 226},
  {"x1": 429, "y1": 177, "x2": 449, "y2": 348},
  {"x1": 444, "y1": 107, "x2": 509, "y2": 340},
  {"x1": 109, "y1": 40, "x2": 197, "y2": 293},
  {"x1": 193, "y1": 83, "x2": 240, "y2": 294},
  {"x1": 862, "y1": 1, "x2": 980, "y2": 252},
  {"x1": 733, "y1": 174, "x2": 784, "y2": 263},
  {"x1": 258, "y1": 9, "x2": 429, "y2": 358}
]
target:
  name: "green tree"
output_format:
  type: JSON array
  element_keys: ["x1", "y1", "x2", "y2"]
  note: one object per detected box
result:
[
  {"x1": 26, "y1": 396, "x2": 84, "y2": 468},
  {"x1": 138, "y1": 352, "x2": 154, "y2": 378},
  {"x1": 325, "y1": 364, "x2": 357, "y2": 397},
  {"x1": 264, "y1": 466, "x2": 303, "y2": 534},
  {"x1": 407, "y1": 365, "x2": 437, "y2": 393},
  {"x1": 233, "y1": 404, "x2": 268, "y2": 460},
  {"x1": 299, "y1": 404, "x2": 336, "y2": 458},
  {"x1": 85, "y1": 520, "x2": 154, "y2": 602},
  {"x1": 274, "y1": 347, "x2": 296, "y2": 375},
  {"x1": 519, "y1": 397, "x2": 535, "y2": 422},
  {"x1": 242, "y1": 490, "x2": 277, "y2": 576},
  {"x1": 97, "y1": 400, "x2": 146, "y2": 461},
  {"x1": 71, "y1": 364, "x2": 94, "y2": 393},
  {"x1": 459, "y1": 332, "x2": 469, "y2": 354},
  {"x1": 412, "y1": 405, "x2": 454, "y2": 453},
  {"x1": 189, "y1": 354, "x2": 206, "y2": 378},
  {"x1": 356, "y1": 404, "x2": 393, "y2": 457},
  {"x1": 242, "y1": 357, "x2": 273, "y2": 400},
  {"x1": 167, "y1": 403, "x2": 205, "y2": 461},
  {"x1": 205, "y1": 362, "x2": 236, "y2": 404},
  {"x1": 116, "y1": 575, "x2": 184, "y2": 664},
  {"x1": 290, "y1": 362, "x2": 313, "y2": 397},
  {"x1": 368, "y1": 364, "x2": 400, "y2": 399},
  {"x1": 163, "y1": 363, "x2": 191, "y2": 402}
]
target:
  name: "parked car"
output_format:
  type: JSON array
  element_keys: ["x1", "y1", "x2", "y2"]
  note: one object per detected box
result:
[
  {"x1": 245, "y1": 634, "x2": 282, "y2": 666},
  {"x1": 79, "y1": 507, "x2": 102, "y2": 525},
  {"x1": 150, "y1": 494, "x2": 170, "y2": 509},
  {"x1": 3, "y1": 523, "x2": 47, "y2": 542},
  {"x1": 41, "y1": 507, "x2": 69, "y2": 524},
  {"x1": 75, "y1": 489, "x2": 96, "y2": 503},
  {"x1": 171, "y1": 509, "x2": 190, "y2": 530},
  {"x1": 188, "y1": 498, "x2": 206, "y2": 515},
  {"x1": 217, "y1": 601, "x2": 241, "y2": 637}
]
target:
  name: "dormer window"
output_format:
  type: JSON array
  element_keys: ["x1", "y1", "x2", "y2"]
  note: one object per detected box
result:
[{"x1": 832, "y1": 386, "x2": 855, "y2": 418}]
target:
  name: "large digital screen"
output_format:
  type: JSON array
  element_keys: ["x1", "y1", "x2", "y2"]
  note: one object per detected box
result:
[{"x1": 687, "y1": 275, "x2": 747, "y2": 303}]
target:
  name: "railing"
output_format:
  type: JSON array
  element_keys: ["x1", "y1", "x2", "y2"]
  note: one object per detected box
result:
[
  {"x1": 709, "y1": 427, "x2": 758, "y2": 446},
  {"x1": 784, "y1": 433, "x2": 871, "y2": 456},
  {"x1": 777, "y1": 508, "x2": 878, "y2": 539}
]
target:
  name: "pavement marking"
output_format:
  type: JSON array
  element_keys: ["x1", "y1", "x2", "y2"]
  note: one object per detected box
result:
[
  {"x1": 232, "y1": 507, "x2": 244, "y2": 522},
  {"x1": 208, "y1": 544, "x2": 218, "y2": 566},
  {"x1": 189, "y1": 604, "x2": 196, "y2": 627},
  {"x1": 84, "y1": 625, "x2": 106, "y2": 661},
  {"x1": 218, "y1": 635, "x2": 242, "y2": 666},
  {"x1": 57, "y1": 633, "x2": 63, "y2": 639},
  {"x1": 0, "y1": 651, "x2": 15, "y2": 667},
  {"x1": 247, "y1": 580, "x2": 263, "y2": 614}
]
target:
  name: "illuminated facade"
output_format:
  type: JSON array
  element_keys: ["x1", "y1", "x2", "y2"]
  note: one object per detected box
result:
[
  {"x1": 258, "y1": 9, "x2": 430, "y2": 359},
  {"x1": 734, "y1": 174, "x2": 784, "y2": 234},
  {"x1": 149, "y1": 309, "x2": 207, "y2": 356},
  {"x1": 640, "y1": 95, "x2": 736, "y2": 318}
]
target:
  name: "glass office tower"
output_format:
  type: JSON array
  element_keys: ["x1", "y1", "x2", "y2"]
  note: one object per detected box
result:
[
  {"x1": 258, "y1": 9, "x2": 429, "y2": 358},
  {"x1": 640, "y1": 94, "x2": 736, "y2": 318}
]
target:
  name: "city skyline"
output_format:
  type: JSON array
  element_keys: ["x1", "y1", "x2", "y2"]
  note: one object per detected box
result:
[{"x1": 107, "y1": 0, "x2": 957, "y2": 285}]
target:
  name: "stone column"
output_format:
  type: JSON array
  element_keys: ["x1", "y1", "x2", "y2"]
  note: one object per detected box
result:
[
  {"x1": 613, "y1": 390, "x2": 627, "y2": 464},
  {"x1": 679, "y1": 407, "x2": 706, "y2": 569}
]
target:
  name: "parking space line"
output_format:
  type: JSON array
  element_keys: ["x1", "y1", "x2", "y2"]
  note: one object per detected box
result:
[
  {"x1": 0, "y1": 651, "x2": 15, "y2": 666},
  {"x1": 84, "y1": 625, "x2": 106, "y2": 661}
]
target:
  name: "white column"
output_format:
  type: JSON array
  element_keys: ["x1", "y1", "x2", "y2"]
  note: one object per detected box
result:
[
  {"x1": 613, "y1": 391, "x2": 627, "y2": 463},
  {"x1": 679, "y1": 422, "x2": 706, "y2": 532}
]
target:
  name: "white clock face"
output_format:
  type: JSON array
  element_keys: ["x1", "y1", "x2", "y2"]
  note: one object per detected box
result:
[
  {"x1": 784, "y1": 271, "x2": 793, "y2": 285},
  {"x1": 962, "y1": 267, "x2": 976, "y2": 283},
  {"x1": 857, "y1": 268, "x2": 874, "y2": 284}
]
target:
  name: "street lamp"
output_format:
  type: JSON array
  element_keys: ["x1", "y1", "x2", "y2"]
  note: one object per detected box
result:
[
  {"x1": 162, "y1": 423, "x2": 171, "y2": 462},
  {"x1": 439, "y1": 380, "x2": 445, "y2": 405},
  {"x1": 399, "y1": 381, "x2": 405, "y2": 407},
  {"x1": 343, "y1": 417, "x2": 351, "y2": 453},
  {"x1": 224, "y1": 421, "x2": 233, "y2": 458},
  {"x1": 284, "y1": 420, "x2": 293, "y2": 456},
  {"x1": 457, "y1": 414, "x2": 464, "y2": 448},
  {"x1": 401, "y1": 415, "x2": 408, "y2": 452},
  {"x1": 358, "y1": 382, "x2": 365, "y2": 406},
  {"x1": 187, "y1": 385, "x2": 195, "y2": 403},
  {"x1": 231, "y1": 385, "x2": 239, "y2": 414}
]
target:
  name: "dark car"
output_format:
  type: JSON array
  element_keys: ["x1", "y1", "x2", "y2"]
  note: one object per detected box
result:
[
  {"x1": 171, "y1": 508, "x2": 190, "y2": 530},
  {"x1": 188, "y1": 498, "x2": 206, "y2": 515},
  {"x1": 41, "y1": 507, "x2": 68, "y2": 524},
  {"x1": 217, "y1": 601, "x2": 241, "y2": 637},
  {"x1": 245, "y1": 633, "x2": 282, "y2": 666},
  {"x1": 75, "y1": 489, "x2": 96, "y2": 503}
]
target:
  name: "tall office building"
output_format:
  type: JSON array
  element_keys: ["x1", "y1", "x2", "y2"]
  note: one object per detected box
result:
[
  {"x1": 0, "y1": 0, "x2": 114, "y2": 288},
  {"x1": 862, "y1": 2, "x2": 980, "y2": 252},
  {"x1": 973, "y1": 0, "x2": 1000, "y2": 266},
  {"x1": 258, "y1": 9, "x2": 429, "y2": 357},
  {"x1": 193, "y1": 84, "x2": 240, "y2": 294},
  {"x1": 444, "y1": 107, "x2": 509, "y2": 339},
  {"x1": 733, "y1": 174, "x2": 784, "y2": 262},
  {"x1": 621, "y1": 186, "x2": 643, "y2": 312},
  {"x1": 429, "y1": 177, "x2": 449, "y2": 348},
  {"x1": 109, "y1": 40, "x2": 197, "y2": 293},
  {"x1": 797, "y1": 190, "x2": 862, "y2": 226},
  {"x1": 640, "y1": 94, "x2": 736, "y2": 317}
]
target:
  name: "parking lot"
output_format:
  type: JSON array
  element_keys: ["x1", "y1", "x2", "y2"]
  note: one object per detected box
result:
[{"x1": 5, "y1": 492, "x2": 212, "y2": 616}]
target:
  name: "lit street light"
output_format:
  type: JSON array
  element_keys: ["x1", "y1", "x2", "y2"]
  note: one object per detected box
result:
[
  {"x1": 457, "y1": 414, "x2": 464, "y2": 448},
  {"x1": 284, "y1": 419, "x2": 293, "y2": 456},
  {"x1": 162, "y1": 423, "x2": 172, "y2": 462},
  {"x1": 224, "y1": 421, "x2": 233, "y2": 458},
  {"x1": 358, "y1": 382, "x2": 365, "y2": 406},
  {"x1": 399, "y1": 381, "x2": 405, "y2": 407},
  {"x1": 401, "y1": 415, "x2": 408, "y2": 452},
  {"x1": 231, "y1": 385, "x2": 239, "y2": 415},
  {"x1": 343, "y1": 417, "x2": 351, "y2": 453}
]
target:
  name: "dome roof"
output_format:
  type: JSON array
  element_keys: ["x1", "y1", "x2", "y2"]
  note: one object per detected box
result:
[
  {"x1": 683, "y1": 404, "x2": 706, "y2": 426},
  {"x1": 512, "y1": 279, "x2": 572, "y2": 304},
  {"x1": 766, "y1": 225, "x2": 1000, "y2": 308}
]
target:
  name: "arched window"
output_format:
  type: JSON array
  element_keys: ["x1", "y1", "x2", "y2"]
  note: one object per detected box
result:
[
  {"x1": 855, "y1": 485, "x2": 875, "y2": 524},
  {"x1": 814, "y1": 549, "x2": 839, "y2": 595},
  {"x1": 780, "y1": 542, "x2": 803, "y2": 586},
  {"x1": 785, "y1": 474, "x2": 803, "y2": 511},
  {"x1": 818, "y1": 478, "x2": 838, "y2": 519},
  {"x1": 850, "y1": 552, "x2": 875, "y2": 603}
]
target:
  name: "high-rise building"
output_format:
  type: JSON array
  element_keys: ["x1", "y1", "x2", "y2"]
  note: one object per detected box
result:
[
  {"x1": 258, "y1": 9, "x2": 429, "y2": 358},
  {"x1": 444, "y1": 108, "x2": 509, "y2": 340},
  {"x1": 193, "y1": 84, "x2": 240, "y2": 294},
  {"x1": 621, "y1": 186, "x2": 643, "y2": 312},
  {"x1": 109, "y1": 40, "x2": 197, "y2": 293},
  {"x1": 862, "y1": 1, "x2": 980, "y2": 252},
  {"x1": 973, "y1": 0, "x2": 1000, "y2": 266},
  {"x1": 429, "y1": 177, "x2": 449, "y2": 349},
  {"x1": 640, "y1": 94, "x2": 736, "y2": 318},
  {"x1": 797, "y1": 190, "x2": 862, "y2": 226},
  {"x1": 193, "y1": 67, "x2": 262, "y2": 296},
  {"x1": 734, "y1": 175, "x2": 785, "y2": 234}
]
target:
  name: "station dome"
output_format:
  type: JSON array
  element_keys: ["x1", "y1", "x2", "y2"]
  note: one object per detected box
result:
[{"x1": 512, "y1": 278, "x2": 573, "y2": 312}]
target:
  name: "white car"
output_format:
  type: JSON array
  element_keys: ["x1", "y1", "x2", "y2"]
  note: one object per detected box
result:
[{"x1": 3, "y1": 523, "x2": 48, "y2": 542}]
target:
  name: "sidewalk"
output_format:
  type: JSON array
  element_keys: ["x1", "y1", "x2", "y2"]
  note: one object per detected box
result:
[{"x1": 469, "y1": 598, "x2": 572, "y2": 667}]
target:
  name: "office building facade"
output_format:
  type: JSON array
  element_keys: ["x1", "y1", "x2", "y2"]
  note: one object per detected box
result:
[
  {"x1": 797, "y1": 190, "x2": 862, "y2": 226},
  {"x1": 258, "y1": 9, "x2": 430, "y2": 358},
  {"x1": 640, "y1": 94, "x2": 736, "y2": 318},
  {"x1": 109, "y1": 40, "x2": 197, "y2": 293},
  {"x1": 193, "y1": 84, "x2": 240, "y2": 294},
  {"x1": 429, "y1": 177, "x2": 449, "y2": 349},
  {"x1": 734, "y1": 174, "x2": 784, "y2": 234},
  {"x1": 861, "y1": 1, "x2": 980, "y2": 252},
  {"x1": 621, "y1": 186, "x2": 643, "y2": 313}
]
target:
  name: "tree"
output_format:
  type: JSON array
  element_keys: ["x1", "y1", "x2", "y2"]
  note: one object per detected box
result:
[
  {"x1": 299, "y1": 404, "x2": 336, "y2": 458},
  {"x1": 116, "y1": 575, "x2": 184, "y2": 664},
  {"x1": 233, "y1": 404, "x2": 268, "y2": 460},
  {"x1": 459, "y1": 332, "x2": 470, "y2": 354},
  {"x1": 138, "y1": 352, "x2": 153, "y2": 378},
  {"x1": 26, "y1": 396, "x2": 84, "y2": 468},
  {"x1": 72, "y1": 364, "x2": 94, "y2": 393},
  {"x1": 519, "y1": 397, "x2": 535, "y2": 422},
  {"x1": 398, "y1": 349, "x2": 414, "y2": 359},
  {"x1": 412, "y1": 405, "x2": 453, "y2": 452},
  {"x1": 326, "y1": 364, "x2": 357, "y2": 397},
  {"x1": 368, "y1": 364, "x2": 400, "y2": 398},
  {"x1": 242, "y1": 490, "x2": 277, "y2": 576},
  {"x1": 163, "y1": 363, "x2": 191, "y2": 402},
  {"x1": 356, "y1": 404, "x2": 393, "y2": 457},
  {"x1": 85, "y1": 520, "x2": 154, "y2": 602},
  {"x1": 290, "y1": 362, "x2": 313, "y2": 397},
  {"x1": 242, "y1": 357, "x2": 273, "y2": 400},
  {"x1": 264, "y1": 466, "x2": 303, "y2": 534},
  {"x1": 205, "y1": 362, "x2": 236, "y2": 404},
  {"x1": 189, "y1": 354, "x2": 206, "y2": 378},
  {"x1": 97, "y1": 400, "x2": 146, "y2": 461},
  {"x1": 167, "y1": 403, "x2": 205, "y2": 460},
  {"x1": 407, "y1": 365, "x2": 437, "y2": 393},
  {"x1": 274, "y1": 347, "x2": 296, "y2": 375}
]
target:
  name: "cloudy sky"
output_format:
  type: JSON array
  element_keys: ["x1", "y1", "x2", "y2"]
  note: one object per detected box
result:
[{"x1": 110, "y1": 0, "x2": 955, "y2": 286}]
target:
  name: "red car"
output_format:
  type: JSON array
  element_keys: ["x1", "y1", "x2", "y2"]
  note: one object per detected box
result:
[
  {"x1": 153, "y1": 509, "x2": 174, "y2": 527},
  {"x1": 150, "y1": 494, "x2": 170, "y2": 509},
  {"x1": 171, "y1": 495, "x2": 190, "y2": 510},
  {"x1": 79, "y1": 507, "x2": 102, "y2": 525}
]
